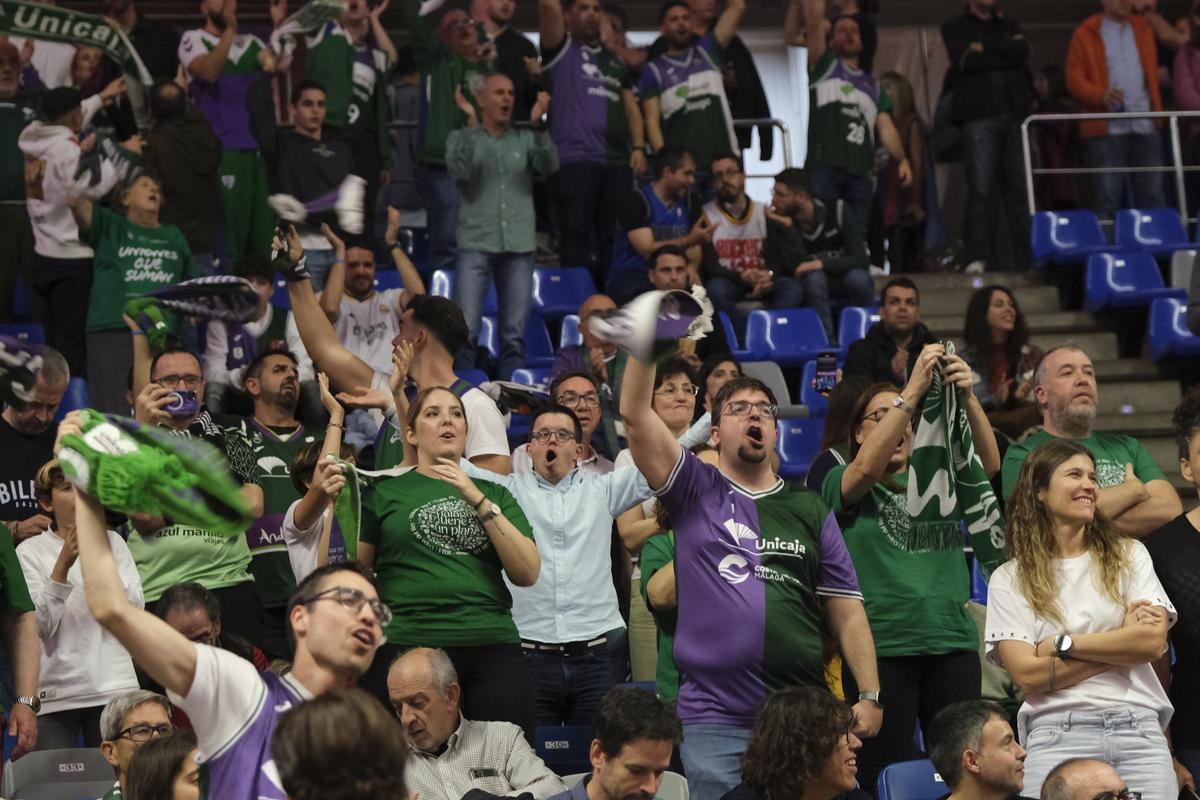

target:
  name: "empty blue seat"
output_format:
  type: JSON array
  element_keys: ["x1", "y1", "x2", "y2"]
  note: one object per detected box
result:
[
  {"x1": 1085, "y1": 252, "x2": 1184, "y2": 313},
  {"x1": 375, "y1": 269, "x2": 404, "y2": 291},
  {"x1": 1115, "y1": 207, "x2": 1189, "y2": 256},
  {"x1": 524, "y1": 315, "x2": 555, "y2": 369},
  {"x1": 532, "y1": 267, "x2": 597, "y2": 319},
  {"x1": 876, "y1": 759, "x2": 946, "y2": 800},
  {"x1": 776, "y1": 418, "x2": 822, "y2": 481},
  {"x1": 0, "y1": 323, "x2": 44, "y2": 344},
  {"x1": 1148, "y1": 296, "x2": 1200, "y2": 360},
  {"x1": 744, "y1": 309, "x2": 829, "y2": 366},
  {"x1": 54, "y1": 377, "x2": 89, "y2": 421},
  {"x1": 430, "y1": 269, "x2": 498, "y2": 315},
  {"x1": 1031, "y1": 209, "x2": 1115, "y2": 266},
  {"x1": 838, "y1": 306, "x2": 877, "y2": 353},
  {"x1": 12, "y1": 275, "x2": 30, "y2": 321},
  {"x1": 970, "y1": 557, "x2": 988, "y2": 604},
  {"x1": 560, "y1": 314, "x2": 582, "y2": 349},
  {"x1": 718, "y1": 312, "x2": 752, "y2": 361},
  {"x1": 511, "y1": 367, "x2": 552, "y2": 386},
  {"x1": 535, "y1": 726, "x2": 594, "y2": 778}
]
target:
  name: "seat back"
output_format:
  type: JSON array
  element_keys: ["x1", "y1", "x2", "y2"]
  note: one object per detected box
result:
[
  {"x1": 744, "y1": 309, "x2": 828, "y2": 363},
  {"x1": 970, "y1": 557, "x2": 988, "y2": 604},
  {"x1": 837, "y1": 306, "x2": 876, "y2": 352},
  {"x1": 1148, "y1": 296, "x2": 1190, "y2": 360},
  {"x1": 1115, "y1": 207, "x2": 1188, "y2": 251},
  {"x1": 1031, "y1": 209, "x2": 1107, "y2": 263},
  {"x1": 776, "y1": 418, "x2": 823, "y2": 481},
  {"x1": 1, "y1": 748, "x2": 117, "y2": 800},
  {"x1": 560, "y1": 314, "x2": 583, "y2": 349},
  {"x1": 532, "y1": 268, "x2": 598, "y2": 319},
  {"x1": 875, "y1": 759, "x2": 946, "y2": 800},
  {"x1": 431, "y1": 269, "x2": 498, "y2": 315},
  {"x1": 535, "y1": 726, "x2": 595, "y2": 778},
  {"x1": 524, "y1": 315, "x2": 556, "y2": 368},
  {"x1": 717, "y1": 311, "x2": 749, "y2": 359},
  {"x1": 375, "y1": 269, "x2": 404, "y2": 291},
  {"x1": 742, "y1": 361, "x2": 795, "y2": 408},
  {"x1": 478, "y1": 316, "x2": 499, "y2": 360},
  {"x1": 271, "y1": 278, "x2": 290, "y2": 309},
  {"x1": 511, "y1": 367, "x2": 552, "y2": 387},
  {"x1": 55, "y1": 377, "x2": 90, "y2": 422},
  {"x1": 1085, "y1": 252, "x2": 1165, "y2": 311},
  {"x1": 0, "y1": 323, "x2": 44, "y2": 344}
]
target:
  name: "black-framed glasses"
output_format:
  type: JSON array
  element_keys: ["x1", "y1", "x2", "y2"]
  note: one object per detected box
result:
[
  {"x1": 723, "y1": 400, "x2": 778, "y2": 418},
  {"x1": 530, "y1": 428, "x2": 577, "y2": 445},
  {"x1": 306, "y1": 586, "x2": 393, "y2": 627},
  {"x1": 655, "y1": 384, "x2": 699, "y2": 397},
  {"x1": 154, "y1": 374, "x2": 203, "y2": 389},
  {"x1": 118, "y1": 724, "x2": 177, "y2": 743},
  {"x1": 1093, "y1": 791, "x2": 1140, "y2": 800},
  {"x1": 556, "y1": 391, "x2": 600, "y2": 409}
]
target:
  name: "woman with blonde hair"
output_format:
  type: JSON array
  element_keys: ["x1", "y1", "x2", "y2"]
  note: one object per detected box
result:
[{"x1": 986, "y1": 438, "x2": 1176, "y2": 798}]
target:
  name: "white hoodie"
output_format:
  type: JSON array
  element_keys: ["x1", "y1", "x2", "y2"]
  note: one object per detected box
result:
[{"x1": 18, "y1": 95, "x2": 121, "y2": 260}]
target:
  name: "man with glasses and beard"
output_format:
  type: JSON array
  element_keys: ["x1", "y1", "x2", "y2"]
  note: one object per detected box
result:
[{"x1": 618, "y1": 354, "x2": 880, "y2": 800}]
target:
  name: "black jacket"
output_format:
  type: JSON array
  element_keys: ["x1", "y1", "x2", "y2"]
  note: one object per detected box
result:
[
  {"x1": 940, "y1": 8, "x2": 1031, "y2": 122},
  {"x1": 843, "y1": 321, "x2": 939, "y2": 386},
  {"x1": 143, "y1": 107, "x2": 223, "y2": 254}
]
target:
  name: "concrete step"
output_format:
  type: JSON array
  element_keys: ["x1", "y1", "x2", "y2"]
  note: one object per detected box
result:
[
  {"x1": 1139, "y1": 435, "x2": 1183, "y2": 477},
  {"x1": 925, "y1": 311, "x2": 1097, "y2": 338},
  {"x1": 917, "y1": 285, "x2": 1060, "y2": 316},
  {"x1": 950, "y1": 331, "x2": 1121, "y2": 361},
  {"x1": 1092, "y1": 413, "x2": 1174, "y2": 437},
  {"x1": 873, "y1": 272, "x2": 1047, "y2": 291},
  {"x1": 1093, "y1": 359, "x2": 1166, "y2": 383},
  {"x1": 1096, "y1": 380, "x2": 1181, "y2": 416}
]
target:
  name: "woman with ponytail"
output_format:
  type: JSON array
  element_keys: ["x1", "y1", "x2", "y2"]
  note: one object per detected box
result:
[{"x1": 986, "y1": 439, "x2": 1177, "y2": 799}]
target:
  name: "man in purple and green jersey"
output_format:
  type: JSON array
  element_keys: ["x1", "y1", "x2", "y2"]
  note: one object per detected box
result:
[
  {"x1": 619, "y1": 355, "x2": 882, "y2": 800},
  {"x1": 538, "y1": 0, "x2": 645, "y2": 281}
]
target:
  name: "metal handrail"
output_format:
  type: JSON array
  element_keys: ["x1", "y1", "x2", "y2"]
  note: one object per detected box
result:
[{"x1": 1021, "y1": 109, "x2": 1200, "y2": 222}]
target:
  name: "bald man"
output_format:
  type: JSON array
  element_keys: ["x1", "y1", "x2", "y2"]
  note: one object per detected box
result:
[
  {"x1": 551, "y1": 294, "x2": 618, "y2": 381},
  {"x1": 1039, "y1": 758, "x2": 1132, "y2": 800}
]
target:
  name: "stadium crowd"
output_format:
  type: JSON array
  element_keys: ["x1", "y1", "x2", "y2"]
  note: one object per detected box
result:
[{"x1": 0, "y1": 0, "x2": 1198, "y2": 798}]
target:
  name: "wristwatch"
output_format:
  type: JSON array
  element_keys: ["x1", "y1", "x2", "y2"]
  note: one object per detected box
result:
[
  {"x1": 1054, "y1": 633, "x2": 1074, "y2": 659},
  {"x1": 15, "y1": 695, "x2": 40, "y2": 714},
  {"x1": 891, "y1": 396, "x2": 916, "y2": 416},
  {"x1": 478, "y1": 502, "x2": 501, "y2": 523},
  {"x1": 858, "y1": 691, "x2": 884, "y2": 708}
]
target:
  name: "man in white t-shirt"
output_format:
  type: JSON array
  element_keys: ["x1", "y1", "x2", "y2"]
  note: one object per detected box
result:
[{"x1": 277, "y1": 227, "x2": 512, "y2": 473}]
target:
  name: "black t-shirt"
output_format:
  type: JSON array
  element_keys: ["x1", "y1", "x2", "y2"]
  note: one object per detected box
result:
[
  {"x1": 1144, "y1": 512, "x2": 1200, "y2": 748},
  {"x1": 0, "y1": 415, "x2": 56, "y2": 524}
]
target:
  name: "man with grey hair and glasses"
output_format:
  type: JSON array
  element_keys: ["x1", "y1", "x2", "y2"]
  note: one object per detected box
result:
[
  {"x1": 1000, "y1": 344, "x2": 1180, "y2": 536},
  {"x1": 388, "y1": 646, "x2": 565, "y2": 800},
  {"x1": 98, "y1": 689, "x2": 175, "y2": 799},
  {"x1": 1040, "y1": 758, "x2": 1138, "y2": 800}
]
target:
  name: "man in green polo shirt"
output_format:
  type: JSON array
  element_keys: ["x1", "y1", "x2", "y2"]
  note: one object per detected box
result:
[{"x1": 1001, "y1": 345, "x2": 1181, "y2": 537}]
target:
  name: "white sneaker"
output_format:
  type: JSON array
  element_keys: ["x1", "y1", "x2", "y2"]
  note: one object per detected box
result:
[{"x1": 964, "y1": 260, "x2": 986, "y2": 275}]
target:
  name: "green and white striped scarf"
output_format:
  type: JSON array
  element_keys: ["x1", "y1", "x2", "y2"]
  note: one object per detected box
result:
[
  {"x1": 906, "y1": 342, "x2": 1006, "y2": 579},
  {"x1": 331, "y1": 459, "x2": 411, "y2": 561}
]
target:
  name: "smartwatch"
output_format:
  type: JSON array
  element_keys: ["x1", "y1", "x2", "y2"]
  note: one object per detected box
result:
[{"x1": 1054, "y1": 633, "x2": 1074, "y2": 660}]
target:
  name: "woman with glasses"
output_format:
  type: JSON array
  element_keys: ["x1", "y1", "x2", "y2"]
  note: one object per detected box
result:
[
  {"x1": 986, "y1": 439, "x2": 1175, "y2": 799},
  {"x1": 818, "y1": 344, "x2": 1001, "y2": 792},
  {"x1": 357, "y1": 385, "x2": 541, "y2": 737},
  {"x1": 615, "y1": 357, "x2": 702, "y2": 682},
  {"x1": 15, "y1": 459, "x2": 143, "y2": 749}
]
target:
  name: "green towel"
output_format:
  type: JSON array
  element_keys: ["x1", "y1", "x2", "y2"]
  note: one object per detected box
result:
[
  {"x1": 57, "y1": 410, "x2": 253, "y2": 537},
  {"x1": 123, "y1": 298, "x2": 170, "y2": 352},
  {"x1": 331, "y1": 458, "x2": 412, "y2": 561},
  {"x1": 906, "y1": 342, "x2": 1006, "y2": 579}
]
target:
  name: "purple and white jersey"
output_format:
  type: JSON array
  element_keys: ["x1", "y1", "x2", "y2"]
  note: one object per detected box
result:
[
  {"x1": 178, "y1": 29, "x2": 266, "y2": 151},
  {"x1": 169, "y1": 645, "x2": 311, "y2": 799},
  {"x1": 542, "y1": 35, "x2": 633, "y2": 166},
  {"x1": 656, "y1": 449, "x2": 861, "y2": 727}
]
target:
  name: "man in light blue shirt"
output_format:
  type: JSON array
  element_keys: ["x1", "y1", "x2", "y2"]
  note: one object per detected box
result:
[{"x1": 465, "y1": 404, "x2": 652, "y2": 727}]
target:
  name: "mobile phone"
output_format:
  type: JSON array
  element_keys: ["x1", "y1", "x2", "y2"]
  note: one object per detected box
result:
[
  {"x1": 165, "y1": 389, "x2": 199, "y2": 418},
  {"x1": 814, "y1": 351, "x2": 838, "y2": 394}
]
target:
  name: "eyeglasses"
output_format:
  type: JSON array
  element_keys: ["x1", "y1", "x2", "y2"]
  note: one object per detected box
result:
[
  {"x1": 306, "y1": 586, "x2": 393, "y2": 627},
  {"x1": 655, "y1": 384, "x2": 699, "y2": 398},
  {"x1": 860, "y1": 409, "x2": 888, "y2": 424},
  {"x1": 530, "y1": 428, "x2": 577, "y2": 444},
  {"x1": 1092, "y1": 791, "x2": 1140, "y2": 800},
  {"x1": 154, "y1": 374, "x2": 203, "y2": 389},
  {"x1": 118, "y1": 724, "x2": 177, "y2": 743},
  {"x1": 723, "y1": 400, "x2": 778, "y2": 418},
  {"x1": 556, "y1": 391, "x2": 600, "y2": 409}
]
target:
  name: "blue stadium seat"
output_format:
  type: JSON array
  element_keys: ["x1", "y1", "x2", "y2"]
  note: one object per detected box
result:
[
  {"x1": 970, "y1": 557, "x2": 988, "y2": 604},
  {"x1": 1148, "y1": 296, "x2": 1200, "y2": 360},
  {"x1": 430, "y1": 269, "x2": 499, "y2": 315},
  {"x1": 876, "y1": 759, "x2": 946, "y2": 800},
  {"x1": 744, "y1": 309, "x2": 829, "y2": 366},
  {"x1": 271, "y1": 278, "x2": 290, "y2": 309},
  {"x1": 524, "y1": 315, "x2": 556, "y2": 369},
  {"x1": 1030, "y1": 210, "x2": 1115, "y2": 266},
  {"x1": 511, "y1": 367, "x2": 552, "y2": 386},
  {"x1": 0, "y1": 323, "x2": 44, "y2": 344},
  {"x1": 535, "y1": 726, "x2": 596, "y2": 778},
  {"x1": 560, "y1": 314, "x2": 582, "y2": 349},
  {"x1": 375, "y1": 269, "x2": 404, "y2": 291},
  {"x1": 718, "y1": 312, "x2": 752, "y2": 361},
  {"x1": 12, "y1": 275, "x2": 30, "y2": 321},
  {"x1": 455, "y1": 369, "x2": 489, "y2": 386},
  {"x1": 406, "y1": 227, "x2": 430, "y2": 270},
  {"x1": 532, "y1": 267, "x2": 597, "y2": 319},
  {"x1": 55, "y1": 377, "x2": 89, "y2": 421},
  {"x1": 478, "y1": 316, "x2": 499, "y2": 361},
  {"x1": 838, "y1": 306, "x2": 877, "y2": 353},
  {"x1": 1084, "y1": 252, "x2": 1184, "y2": 313},
  {"x1": 1115, "y1": 208, "x2": 1189, "y2": 257},
  {"x1": 776, "y1": 418, "x2": 822, "y2": 482}
]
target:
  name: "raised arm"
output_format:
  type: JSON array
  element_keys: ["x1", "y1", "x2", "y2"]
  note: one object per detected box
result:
[
  {"x1": 316, "y1": 225, "x2": 348, "y2": 322},
  {"x1": 945, "y1": 354, "x2": 1001, "y2": 477},
  {"x1": 184, "y1": 4, "x2": 238, "y2": 82},
  {"x1": 619, "y1": 355, "x2": 683, "y2": 490},
  {"x1": 712, "y1": 0, "x2": 745, "y2": 50},
  {"x1": 384, "y1": 207, "x2": 427, "y2": 310},
  {"x1": 538, "y1": 0, "x2": 567, "y2": 55},
  {"x1": 803, "y1": 0, "x2": 827, "y2": 68},
  {"x1": 784, "y1": 0, "x2": 805, "y2": 47},
  {"x1": 368, "y1": 0, "x2": 399, "y2": 67}
]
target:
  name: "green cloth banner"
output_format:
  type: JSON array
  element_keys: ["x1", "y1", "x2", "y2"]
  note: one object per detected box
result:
[
  {"x1": 332, "y1": 458, "x2": 410, "y2": 561},
  {"x1": 906, "y1": 341, "x2": 1007, "y2": 580}
]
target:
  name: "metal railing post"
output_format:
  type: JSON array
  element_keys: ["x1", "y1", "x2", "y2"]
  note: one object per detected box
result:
[
  {"x1": 1021, "y1": 118, "x2": 1036, "y2": 216},
  {"x1": 1170, "y1": 115, "x2": 1188, "y2": 223}
]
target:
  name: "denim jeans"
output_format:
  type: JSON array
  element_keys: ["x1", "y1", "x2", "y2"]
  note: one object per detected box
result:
[
  {"x1": 554, "y1": 161, "x2": 634, "y2": 285},
  {"x1": 962, "y1": 115, "x2": 1031, "y2": 268},
  {"x1": 705, "y1": 275, "x2": 806, "y2": 333},
  {"x1": 453, "y1": 249, "x2": 535, "y2": 379},
  {"x1": 304, "y1": 248, "x2": 338, "y2": 293},
  {"x1": 1086, "y1": 132, "x2": 1167, "y2": 220},
  {"x1": 807, "y1": 166, "x2": 873, "y2": 231},
  {"x1": 1021, "y1": 709, "x2": 1175, "y2": 800},
  {"x1": 524, "y1": 638, "x2": 618, "y2": 727},
  {"x1": 417, "y1": 163, "x2": 460, "y2": 270},
  {"x1": 782, "y1": 268, "x2": 875, "y2": 339},
  {"x1": 679, "y1": 723, "x2": 751, "y2": 800}
]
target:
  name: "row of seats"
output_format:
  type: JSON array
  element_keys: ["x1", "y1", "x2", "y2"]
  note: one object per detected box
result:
[{"x1": 1032, "y1": 207, "x2": 1198, "y2": 266}]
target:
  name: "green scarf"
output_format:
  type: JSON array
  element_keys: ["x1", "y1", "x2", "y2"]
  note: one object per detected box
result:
[
  {"x1": 906, "y1": 342, "x2": 1006, "y2": 579},
  {"x1": 331, "y1": 458, "x2": 410, "y2": 561},
  {"x1": 57, "y1": 410, "x2": 253, "y2": 537}
]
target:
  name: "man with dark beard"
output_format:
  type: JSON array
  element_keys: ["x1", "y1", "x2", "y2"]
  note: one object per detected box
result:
[{"x1": 223, "y1": 349, "x2": 324, "y2": 658}]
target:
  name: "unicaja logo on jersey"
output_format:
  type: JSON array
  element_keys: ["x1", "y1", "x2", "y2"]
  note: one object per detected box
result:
[
  {"x1": 718, "y1": 554, "x2": 750, "y2": 584},
  {"x1": 724, "y1": 519, "x2": 758, "y2": 545}
]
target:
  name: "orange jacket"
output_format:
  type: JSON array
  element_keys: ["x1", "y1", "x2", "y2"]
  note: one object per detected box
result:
[{"x1": 1065, "y1": 13, "x2": 1162, "y2": 138}]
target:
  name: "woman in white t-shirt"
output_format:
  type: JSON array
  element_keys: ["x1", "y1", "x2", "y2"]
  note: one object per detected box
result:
[{"x1": 986, "y1": 438, "x2": 1177, "y2": 799}]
